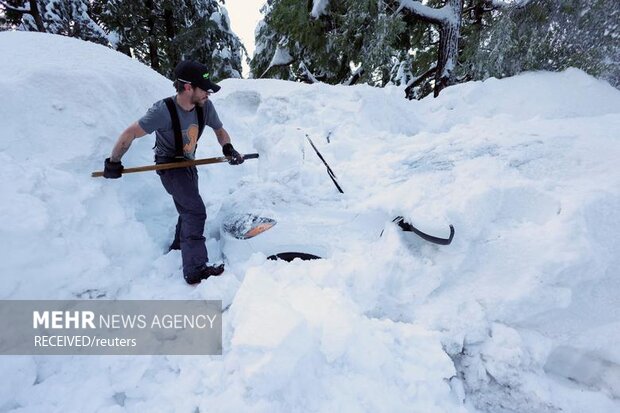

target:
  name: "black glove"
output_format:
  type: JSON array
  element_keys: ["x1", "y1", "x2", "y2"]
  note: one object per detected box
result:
[
  {"x1": 222, "y1": 143, "x2": 244, "y2": 165},
  {"x1": 103, "y1": 158, "x2": 124, "y2": 179}
]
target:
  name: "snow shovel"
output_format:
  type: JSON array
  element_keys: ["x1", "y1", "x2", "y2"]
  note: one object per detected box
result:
[{"x1": 91, "y1": 153, "x2": 259, "y2": 178}]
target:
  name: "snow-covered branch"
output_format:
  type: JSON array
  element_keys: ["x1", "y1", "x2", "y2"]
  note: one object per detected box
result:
[
  {"x1": 483, "y1": 0, "x2": 530, "y2": 9},
  {"x1": 0, "y1": 0, "x2": 31, "y2": 13},
  {"x1": 310, "y1": 0, "x2": 330, "y2": 18},
  {"x1": 268, "y1": 43, "x2": 294, "y2": 67},
  {"x1": 485, "y1": 0, "x2": 510, "y2": 7},
  {"x1": 260, "y1": 42, "x2": 295, "y2": 78},
  {"x1": 396, "y1": 0, "x2": 452, "y2": 25},
  {"x1": 343, "y1": 66, "x2": 364, "y2": 86},
  {"x1": 404, "y1": 63, "x2": 436, "y2": 96},
  {"x1": 298, "y1": 61, "x2": 319, "y2": 84}
]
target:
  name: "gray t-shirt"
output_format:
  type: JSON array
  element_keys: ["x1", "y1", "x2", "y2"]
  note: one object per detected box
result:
[{"x1": 139, "y1": 97, "x2": 223, "y2": 160}]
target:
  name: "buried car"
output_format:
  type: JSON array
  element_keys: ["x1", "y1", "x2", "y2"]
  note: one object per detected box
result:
[
  {"x1": 216, "y1": 199, "x2": 454, "y2": 263},
  {"x1": 216, "y1": 137, "x2": 454, "y2": 263}
]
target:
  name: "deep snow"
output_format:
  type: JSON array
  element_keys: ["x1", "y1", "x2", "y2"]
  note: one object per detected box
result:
[{"x1": 1, "y1": 31, "x2": 619, "y2": 412}]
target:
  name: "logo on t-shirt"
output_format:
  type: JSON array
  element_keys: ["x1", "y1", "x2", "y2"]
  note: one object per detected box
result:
[{"x1": 183, "y1": 124, "x2": 199, "y2": 155}]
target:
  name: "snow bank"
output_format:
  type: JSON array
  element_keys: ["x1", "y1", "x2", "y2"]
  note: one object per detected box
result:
[{"x1": 1, "y1": 31, "x2": 619, "y2": 412}]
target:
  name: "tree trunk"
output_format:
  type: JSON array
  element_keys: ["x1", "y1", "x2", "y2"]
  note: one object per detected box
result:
[
  {"x1": 473, "y1": 0, "x2": 484, "y2": 26},
  {"x1": 398, "y1": 0, "x2": 465, "y2": 97},
  {"x1": 29, "y1": 0, "x2": 45, "y2": 32},
  {"x1": 434, "y1": 0, "x2": 464, "y2": 97},
  {"x1": 145, "y1": 0, "x2": 160, "y2": 71},
  {"x1": 164, "y1": 6, "x2": 178, "y2": 68}
]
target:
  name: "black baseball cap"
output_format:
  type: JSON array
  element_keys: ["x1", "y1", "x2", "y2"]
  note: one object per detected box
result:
[{"x1": 174, "y1": 60, "x2": 221, "y2": 93}]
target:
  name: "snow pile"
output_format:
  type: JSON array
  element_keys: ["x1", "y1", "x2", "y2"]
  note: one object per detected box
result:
[{"x1": 1, "y1": 31, "x2": 619, "y2": 412}]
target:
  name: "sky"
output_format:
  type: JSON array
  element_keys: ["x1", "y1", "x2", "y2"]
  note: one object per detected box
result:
[{"x1": 224, "y1": 0, "x2": 266, "y2": 77}]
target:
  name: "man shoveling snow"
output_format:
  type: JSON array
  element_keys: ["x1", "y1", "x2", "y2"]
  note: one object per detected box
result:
[{"x1": 102, "y1": 60, "x2": 245, "y2": 285}]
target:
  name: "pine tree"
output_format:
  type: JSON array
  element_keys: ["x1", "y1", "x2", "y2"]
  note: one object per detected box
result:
[
  {"x1": 0, "y1": 0, "x2": 244, "y2": 80},
  {"x1": 252, "y1": 0, "x2": 333, "y2": 82},
  {"x1": 332, "y1": 0, "x2": 406, "y2": 86},
  {"x1": 1, "y1": 1, "x2": 45, "y2": 32},
  {"x1": 472, "y1": 0, "x2": 620, "y2": 88},
  {"x1": 253, "y1": 0, "x2": 473, "y2": 97},
  {"x1": 251, "y1": 1, "x2": 291, "y2": 80},
  {"x1": 90, "y1": 0, "x2": 143, "y2": 58},
  {"x1": 1, "y1": 0, "x2": 108, "y2": 45},
  {"x1": 457, "y1": 0, "x2": 498, "y2": 82},
  {"x1": 93, "y1": 0, "x2": 244, "y2": 80},
  {"x1": 174, "y1": 1, "x2": 245, "y2": 80},
  {"x1": 252, "y1": 0, "x2": 408, "y2": 86}
]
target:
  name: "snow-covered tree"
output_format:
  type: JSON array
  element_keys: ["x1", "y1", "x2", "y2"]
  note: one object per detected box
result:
[
  {"x1": 90, "y1": 0, "x2": 143, "y2": 58},
  {"x1": 333, "y1": 0, "x2": 407, "y2": 86},
  {"x1": 252, "y1": 0, "x2": 407, "y2": 86},
  {"x1": 472, "y1": 0, "x2": 620, "y2": 88},
  {"x1": 1, "y1": 0, "x2": 108, "y2": 45},
  {"x1": 0, "y1": 0, "x2": 45, "y2": 32},
  {"x1": 175, "y1": 1, "x2": 245, "y2": 80},
  {"x1": 251, "y1": 0, "x2": 330, "y2": 82},
  {"x1": 251, "y1": 0, "x2": 298, "y2": 81},
  {"x1": 93, "y1": 0, "x2": 244, "y2": 80},
  {"x1": 1, "y1": 0, "x2": 245, "y2": 80}
]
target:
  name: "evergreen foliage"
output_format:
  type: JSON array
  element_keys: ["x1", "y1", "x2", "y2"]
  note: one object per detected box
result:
[
  {"x1": 93, "y1": 0, "x2": 244, "y2": 79},
  {"x1": 2, "y1": 0, "x2": 618, "y2": 92},
  {"x1": 252, "y1": 0, "x2": 619, "y2": 96},
  {"x1": 472, "y1": 0, "x2": 620, "y2": 88},
  {"x1": 1, "y1": 0, "x2": 245, "y2": 81},
  {"x1": 251, "y1": 0, "x2": 408, "y2": 86},
  {"x1": 1, "y1": 0, "x2": 107, "y2": 44}
]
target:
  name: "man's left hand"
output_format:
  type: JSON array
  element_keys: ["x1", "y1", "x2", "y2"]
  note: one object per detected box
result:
[{"x1": 222, "y1": 143, "x2": 244, "y2": 165}]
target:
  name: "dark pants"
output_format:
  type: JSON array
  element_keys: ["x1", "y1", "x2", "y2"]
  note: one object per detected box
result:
[{"x1": 158, "y1": 166, "x2": 208, "y2": 277}]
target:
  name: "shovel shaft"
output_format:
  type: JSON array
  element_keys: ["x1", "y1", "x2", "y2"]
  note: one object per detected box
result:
[{"x1": 92, "y1": 153, "x2": 259, "y2": 178}]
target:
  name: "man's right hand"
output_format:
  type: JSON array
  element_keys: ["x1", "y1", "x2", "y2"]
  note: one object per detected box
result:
[{"x1": 103, "y1": 158, "x2": 124, "y2": 179}]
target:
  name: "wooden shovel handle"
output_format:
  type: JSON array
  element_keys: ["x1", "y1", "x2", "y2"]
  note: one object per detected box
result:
[{"x1": 92, "y1": 153, "x2": 259, "y2": 178}]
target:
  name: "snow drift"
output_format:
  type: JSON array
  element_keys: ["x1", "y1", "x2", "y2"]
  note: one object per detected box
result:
[{"x1": 1, "y1": 31, "x2": 619, "y2": 412}]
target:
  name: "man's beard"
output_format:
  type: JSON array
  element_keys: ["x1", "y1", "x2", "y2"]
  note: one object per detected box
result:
[{"x1": 191, "y1": 94, "x2": 206, "y2": 107}]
